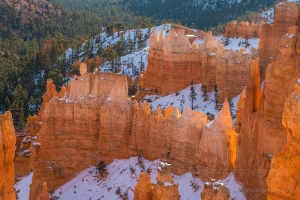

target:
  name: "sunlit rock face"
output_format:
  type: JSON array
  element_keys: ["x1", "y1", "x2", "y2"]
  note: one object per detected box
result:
[
  {"x1": 129, "y1": 99, "x2": 236, "y2": 178},
  {"x1": 134, "y1": 172, "x2": 154, "y2": 200},
  {"x1": 29, "y1": 71, "x2": 237, "y2": 200},
  {"x1": 137, "y1": 26, "x2": 257, "y2": 103},
  {"x1": 0, "y1": 112, "x2": 16, "y2": 200},
  {"x1": 267, "y1": 80, "x2": 300, "y2": 200},
  {"x1": 236, "y1": 26, "x2": 300, "y2": 200},
  {"x1": 29, "y1": 72, "x2": 133, "y2": 200},
  {"x1": 258, "y1": 2, "x2": 300, "y2": 79},
  {"x1": 137, "y1": 28, "x2": 203, "y2": 99}
]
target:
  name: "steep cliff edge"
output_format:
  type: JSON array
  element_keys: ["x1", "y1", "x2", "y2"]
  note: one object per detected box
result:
[
  {"x1": 236, "y1": 26, "x2": 300, "y2": 200},
  {"x1": 266, "y1": 80, "x2": 300, "y2": 200},
  {"x1": 29, "y1": 70, "x2": 238, "y2": 199},
  {"x1": 258, "y1": 2, "x2": 300, "y2": 78},
  {"x1": 0, "y1": 112, "x2": 16, "y2": 200},
  {"x1": 138, "y1": 27, "x2": 257, "y2": 103},
  {"x1": 29, "y1": 71, "x2": 132, "y2": 200}
]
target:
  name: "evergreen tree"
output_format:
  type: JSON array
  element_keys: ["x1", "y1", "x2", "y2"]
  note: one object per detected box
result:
[{"x1": 189, "y1": 81, "x2": 197, "y2": 110}]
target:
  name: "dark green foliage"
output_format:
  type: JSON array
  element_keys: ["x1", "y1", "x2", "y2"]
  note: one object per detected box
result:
[
  {"x1": 97, "y1": 160, "x2": 107, "y2": 177},
  {"x1": 189, "y1": 81, "x2": 197, "y2": 110}
]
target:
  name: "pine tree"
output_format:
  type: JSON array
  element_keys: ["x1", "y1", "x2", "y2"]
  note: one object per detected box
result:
[{"x1": 189, "y1": 81, "x2": 197, "y2": 110}]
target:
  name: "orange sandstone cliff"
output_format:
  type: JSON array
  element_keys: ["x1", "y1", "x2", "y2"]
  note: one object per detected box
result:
[
  {"x1": 236, "y1": 26, "x2": 300, "y2": 200},
  {"x1": 266, "y1": 80, "x2": 300, "y2": 200},
  {"x1": 29, "y1": 70, "x2": 237, "y2": 199},
  {"x1": 138, "y1": 27, "x2": 256, "y2": 103},
  {"x1": 0, "y1": 112, "x2": 16, "y2": 200},
  {"x1": 258, "y1": 2, "x2": 300, "y2": 78}
]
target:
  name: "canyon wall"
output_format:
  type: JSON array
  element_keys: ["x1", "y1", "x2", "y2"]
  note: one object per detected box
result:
[
  {"x1": 29, "y1": 71, "x2": 237, "y2": 199},
  {"x1": 29, "y1": 72, "x2": 132, "y2": 200},
  {"x1": 266, "y1": 80, "x2": 300, "y2": 200},
  {"x1": 128, "y1": 98, "x2": 236, "y2": 177},
  {"x1": 224, "y1": 20, "x2": 263, "y2": 39},
  {"x1": 138, "y1": 28, "x2": 256, "y2": 103},
  {"x1": 0, "y1": 112, "x2": 16, "y2": 200},
  {"x1": 258, "y1": 2, "x2": 300, "y2": 78},
  {"x1": 236, "y1": 26, "x2": 300, "y2": 200}
]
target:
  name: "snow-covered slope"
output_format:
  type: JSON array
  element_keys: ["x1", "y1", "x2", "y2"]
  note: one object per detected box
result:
[
  {"x1": 98, "y1": 24, "x2": 171, "y2": 79},
  {"x1": 142, "y1": 83, "x2": 239, "y2": 121},
  {"x1": 14, "y1": 157, "x2": 246, "y2": 200},
  {"x1": 215, "y1": 36, "x2": 259, "y2": 53},
  {"x1": 15, "y1": 173, "x2": 33, "y2": 200}
]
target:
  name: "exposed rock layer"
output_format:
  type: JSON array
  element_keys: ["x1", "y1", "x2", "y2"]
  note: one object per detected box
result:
[
  {"x1": 236, "y1": 26, "x2": 300, "y2": 200},
  {"x1": 0, "y1": 112, "x2": 16, "y2": 200},
  {"x1": 29, "y1": 71, "x2": 236, "y2": 200},
  {"x1": 267, "y1": 81, "x2": 300, "y2": 200},
  {"x1": 137, "y1": 28, "x2": 256, "y2": 103}
]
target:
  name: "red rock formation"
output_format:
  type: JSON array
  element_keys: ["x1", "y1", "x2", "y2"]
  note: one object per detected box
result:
[
  {"x1": 36, "y1": 182, "x2": 50, "y2": 200},
  {"x1": 224, "y1": 20, "x2": 263, "y2": 39},
  {"x1": 138, "y1": 26, "x2": 256, "y2": 103},
  {"x1": 201, "y1": 180, "x2": 230, "y2": 200},
  {"x1": 266, "y1": 80, "x2": 300, "y2": 200},
  {"x1": 29, "y1": 71, "x2": 237, "y2": 199},
  {"x1": 0, "y1": 112, "x2": 16, "y2": 200},
  {"x1": 137, "y1": 28, "x2": 203, "y2": 99},
  {"x1": 29, "y1": 72, "x2": 132, "y2": 200},
  {"x1": 236, "y1": 26, "x2": 300, "y2": 200},
  {"x1": 258, "y1": 2, "x2": 300, "y2": 78},
  {"x1": 134, "y1": 172, "x2": 153, "y2": 200},
  {"x1": 215, "y1": 46, "x2": 256, "y2": 102},
  {"x1": 37, "y1": 79, "x2": 58, "y2": 119},
  {"x1": 129, "y1": 99, "x2": 236, "y2": 177},
  {"x1": 153, "y1": 162, "x2": 180, "y2": 200}
]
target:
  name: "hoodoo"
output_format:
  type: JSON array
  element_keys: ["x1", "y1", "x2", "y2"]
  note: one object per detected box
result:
[{"x1": 0, "y1": 112, "x2": 16, "y2": 200}]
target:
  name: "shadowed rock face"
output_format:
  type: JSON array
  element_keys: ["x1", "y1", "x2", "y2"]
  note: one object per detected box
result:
[
  {"x1": 224, "y1": 20, "x2": 264, "y2": 39},
  {"x1": 258, "y1": 2, "x2": 300, "y2": 79},
  {"x1": 236, "y1": 26, "x2": 300, "y2": 200},
  {"x1": 29, "y1": 71, "x2": 237, "y2": 200},
  {"x1": 0, "y1": 112, "x2": 16, "y2": 200},
  {"x1": 266, "y1": 81, "x2": 300, "y2": 200}
]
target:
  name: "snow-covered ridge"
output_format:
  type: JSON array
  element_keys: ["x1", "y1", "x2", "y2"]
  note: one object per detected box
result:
[
  {"x1": 14, "y1": 157, "x2": 246, "y2": 200},
  {"x1": 142, "y1": 83, "x2": 240, "y2": 122}
]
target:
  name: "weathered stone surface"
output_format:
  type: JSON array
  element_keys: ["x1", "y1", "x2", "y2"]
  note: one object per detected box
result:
[
  {"x1": 137, "y1": 28, "x2": 203, "y2": 99},
  {"x1": 267, "y1": 80, "x2": 300, "y2": 200},
  {"x1": 138, "y1": 27, "x2": 256, "y2": 103},
  {"x1": 224, "y1": 20, "x2": 263, "y2": 39},
  {"x1": 134, "y1": 172, "x2": 153, "y2": 200},
  {"x1": 29, "y1": 72, "x2": 132, "y2": 200},
  {"x1": 129, "y1": 100, "x2": 236, "y2": 178},
  {"x1": 258, "y1": 2, "x2": 300, "y2": 78},
  {"x1": 36, "y1": 182, "x2": 49, "y2": 200},
  {"x1": 236, "y1": 26, "x2": 300, "y2": 200},
  {"x1": 153, "y1": 163, "x2": 180, "y2": 200},
  {"x1": 0, "y1": 112, "x2": 16, "y2": 200},
  {"x1": 29, "y1": 71, "x2": 237, "y2": 199},
  {"x1": 201, "y1": 180, "x2": 230, "y2": 200}
]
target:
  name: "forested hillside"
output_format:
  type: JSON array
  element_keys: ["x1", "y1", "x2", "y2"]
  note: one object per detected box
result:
[
  {"x1": 121, "y1": 0, "x2": 277, "y2": 28},
  {"x1": 0, "y1": 0, "x2": 282, "y2": 130}
]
